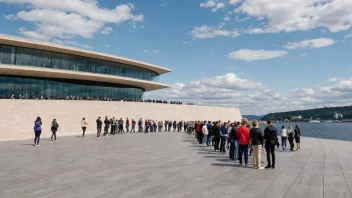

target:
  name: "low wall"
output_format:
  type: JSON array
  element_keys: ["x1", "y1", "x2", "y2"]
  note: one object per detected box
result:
[{"x1": 0, "y1": 100, "x2": 242, "y2": 141}]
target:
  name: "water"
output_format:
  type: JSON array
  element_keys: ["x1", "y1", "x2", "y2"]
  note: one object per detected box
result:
[{"x1": 271, "y1": 122, "x2": 352, "y2": 141}]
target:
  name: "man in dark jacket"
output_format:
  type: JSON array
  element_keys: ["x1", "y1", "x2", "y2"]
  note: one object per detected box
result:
[
  {"x1": 96, "y1": 117, "x2": 102, "y2": 138},
  {"x1": 228, "y1": 123, "x2": 237, "y2": 160},
  {"x1": 212, "y1": 122, "x2": 221, "y2": 152},
  {"x1": 264, "y1": 120, "x2": 278, "y2": 169}
]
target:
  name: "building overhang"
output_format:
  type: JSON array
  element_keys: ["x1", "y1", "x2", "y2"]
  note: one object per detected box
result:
[
  {"x1": 0, "y1": 65, "x2": 171, "y2": 91},
  {"x1": 0, "y1": 34, "x2": 172, "y2": 75}
]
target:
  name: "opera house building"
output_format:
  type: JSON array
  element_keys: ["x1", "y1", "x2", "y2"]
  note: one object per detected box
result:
[{"x1": 0, "y1": 35, "x2": 241, "y2": 141}]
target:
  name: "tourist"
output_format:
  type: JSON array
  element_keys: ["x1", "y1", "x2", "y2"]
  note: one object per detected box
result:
[
  {"x1": 202, "y1": 121, "x2": 208, "y2": 146},
  {"x1": 158, "y1": 121, "x2": 162, "y2": 132},
  {"x1": 212, "y1": 121, "x2": 221, "y2": 152},
  {"x1": 145, "y1": 119, "x2": 150, "y2": 133},
  {"x1": 287, "y1": 125, "x2": 294, "y2": 151},
  {"x1": 294, "y1": 125, "x2": 301, "y2": 151},
  {"x1": 280, "y1": 125, "x2": 287, "y2": 151},
  {"x1": 81, "y1": 117, "x2": 88, "y2": 137},
  {"x1": 110, "y1": 117, "x2": 115, "y2": 135},
  {"x1": 206, "y1": 121, "x2": 212, "y2": 146},
  {"x1": 168, "y1": 120, "x2": 172, "y2": 132},
  {"x1": 96, "y1": 117, "x2": 102, "y2": 138},
  {"x1": 114, "y1": 119, "x2": 118, "y2": 134},
  {"x1": 173, "y1": 121, "x2": 177, "y2": 132},
  {"x1": 33, "y1": 117, "x2": 42, "y2": 146},
  {"x1": 264, "y1": 120, "x2": 278, "y2": 169},
  {"x1": 132, "y1": 118, "x2": 136, "y2": 132},
  {"x1": 237, "y1": 118, "x2": 250, "y2": 167},
  {"x1": 220, "y1": 122, "x2": 228, "y2": 153},
  {"x1": 164, "y1": 120, "x2": 168, "y2": 132},
  {"x1": 184, "y1": 121, "x2": 187, "y2": 133},
  {"x1": 234, "y1": 122, "x2": 240, "y2": 160},
  {"x1": 126, "y1": 118, "x2": 130, "y2": 133},
  {"x1": 118, "y1": 118, "x2": 124, "y2": 134},
  {"x1": 196, "y1": 121, "x2": 202, "y2": 143},
  {"x1": 250, "y1": 120, "x2": 264, "y2": 169},
  {"x1": 153, "y1": 120, "x2": 157, "y2": 132},
  {"x1": 228, "y1": 123, "x2": 237, "y2": 160},
  {"x1": 104, "y1": 116, "x2": 110, "y2": 136},
  {"x1": 50, "y1": 118, "x2": 59, "y2": 141},
  {"x1": 138, "y1": 118, "x2": 143, "y2": 132}
]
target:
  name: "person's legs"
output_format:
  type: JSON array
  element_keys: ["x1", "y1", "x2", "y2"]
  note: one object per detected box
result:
[
  {"x1": 283, "y1": 137, "x2": 287, "y2": 151},
  {"x1": 271, "y1": 145, "x2": 276, "y2": 167},
  {"x1": 257, "y1": 145, "x2": 263, "y2": 168},
  {"x1": 203, "y1": 134, "x2": 207, "y2": 145},
  {"x1": 238, "y1": 144, "x2": 244, "y2": 165},
  {"x1": 51, "y1": 130, "x2": 54, "y2": 140},
  {"x1": 253, "y1": 145, "x2": 258, "y2": 168},
  {"x1": 36, "y1": 131, "x2": 41, "y2": 145},
  {"x1": 281, "y1": 136, "x2": 284, "y2": 151},
  {"x1": 82, "y1": 127, "x2": 86, "y2": 137},
  {"x1": 244, "y1": 144, "x2": 249, "y2": 165},
  {"x1": 53, "y1": 131, "x2": 56, "y2": 140},
  {"x1": 266, "y1": 145, "x2": 271, "y2": 167},
  {"x1": 234, "y1": 141, "x2": 239, "y2": 160},
  {"x1": 34, "y1": 132, "x2": 38, "y2": 145}
]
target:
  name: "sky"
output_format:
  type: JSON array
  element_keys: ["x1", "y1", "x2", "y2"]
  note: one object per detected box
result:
[{"x1": 0, "y1": 0, "x2": 352, "y2": 115}]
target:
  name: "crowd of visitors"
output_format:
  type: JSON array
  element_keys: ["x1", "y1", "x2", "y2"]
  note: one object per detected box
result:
[
  {"x1": 32, "y1": 116, "x2": 302, "y2": 170},
  {"x1": 0, "y1": 94, "x2": 188, "y2": 105}
]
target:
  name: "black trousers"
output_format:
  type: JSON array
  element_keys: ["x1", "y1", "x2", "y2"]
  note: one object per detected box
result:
[
  {"x1": 198, "y1": 132, "x2": 204, "y2": 144},
  {"x1": 34, "y1": 131, "x2": 41, "y2": 145},
  {"x1": 111, "y1": 126, "x2": 115, "y2": 134},
  {"x1": 82, "y1": 127, "x2": 86, "y2": 137},
  {"x1": 266, "y1": 144, "x2": 276, "y2": 166},
  {"x1": 220, "y1": 136, "x2": 227, "y2": 152},
  {"x1": 238, "y1": 144, "x2": 248, "y2": 165},
  {"x1": 104, "y1": 127, "x2": 109, "y2": 135},
  {"x1": 213, "y1": 137, "x2": 220, "y2": 151},
  {"x1": 132, "y1": 125, "x2": 135, "y2": 132},
  {"x1": 51, "y1": 130, "x2": 57, "y2": 140},
  {"x1": 288, "y1": 137, "x2": 294, "y2": 150}
]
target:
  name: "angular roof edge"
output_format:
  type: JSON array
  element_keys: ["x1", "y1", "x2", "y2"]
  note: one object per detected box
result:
[{"x1": 0, "y1": 34, "x2": 172, "y2": 75}]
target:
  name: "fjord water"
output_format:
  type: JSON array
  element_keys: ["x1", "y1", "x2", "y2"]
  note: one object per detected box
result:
[{"x1": 272, "y1": 122, "x2": 352, "y2": 141}]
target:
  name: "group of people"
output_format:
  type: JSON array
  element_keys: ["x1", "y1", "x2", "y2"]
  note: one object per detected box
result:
[
  {"x1": 32, "y1": 117, "x2": 302, "y2": 170},
  {"x1": 189, "y1": 118, "x2": 302, "y2": 169},
  {"x1": 2, "y1": 94, "x2": 188, "y2": 105}
]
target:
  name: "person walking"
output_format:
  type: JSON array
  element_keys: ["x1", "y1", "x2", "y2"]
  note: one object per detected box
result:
[
  {"x1": 264, "y1": 120, "x2": 278, "y2": 169},
  {"x1": 131, "y1": 119, "x2": 136, "y2": 133},
  {"x1": 138, "y1": 118, "x2": 143, "y2": 132},
  {"x1": 280, "y1": 125, "x2": 287, "y2": 151},
  {"x1": 294, "y1": 125, "x2": 301, "y2": 151},
  {"x1": 202, "y1": 121, "x2": 208, "y2": 146},
  {"x1": 195, "y1": 121, "x2": 202, "y2": 143},
  {"x1": 50, "y1": 118, "x2": 59, "y2": 141},
  {"x1": 228, "y1": 123, "x2": 237, "y2": 160},
  {"x1": 81, "y1": 117, "x2": 88, "y2": 137},
  {"x1": 153, "y1": 120, "x2": 157, "y2": 132},
  {"x1": 250, "y1": 121, "x2": 264, "y2": 169},
  {"x1": 164, "y1": 120, "x2": 168, "y2": 132},
  {"x1": 237, "y1": 118, "x2": 250, "y2": 167},
  {"x1": 206, "y1": 121, "x2": 212, "y2": 146},
  {"x1": 118, "y1": 118, "x2": 124, "y2": 134},
  {"x1": 287, "y1": 125, "x2": 295, "y2": 151},
  {"x1": 220, "y1": 123, "x2": 228, "y2": 153},
  {"x1": 168, "y1": 120, "x2": 172, "y2": 132},
  {"x1": 96, "y1": 117, "x2": 102, "y2": 138},
  {"x1": 103, "y1": 116, "x2": 110, "y2": 136},
  {"x1": 33, "y1": 117, "x2": 42, "y2": 146},
  {"x1": 212, "y1": 121, "x2": 221, "y2": 152},
  {"x1": 145, "y1": 120, "x2": 150, "y2": 133},
  {"x1": 173, "y1": 121, "x2": 177, "y2": 132},
  {"x1": 234, "y1": 122, "x2": 241, "y2": 160}
]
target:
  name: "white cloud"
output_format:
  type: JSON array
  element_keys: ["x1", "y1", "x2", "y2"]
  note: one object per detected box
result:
[
  {"x1": 283, "y1": 38, "x2": 335, "y2": 49},
  {"x1": 182, "y1": 41, "x2": 188, "y2": 44},
  {"x1": 236, "y1": 0, "x2": 352, "y2": 34},
  {"x1": 224, "y1": 16, "x2": 231, "y2": 21},
  {"x1": 200, "y1": 1, "x2": 225, "y2": 12},
  {"x1": 230, "y1": 0, "x2": 242, "y2": 5},
  {"x1": 0, "y1": 0, "x2": 144, "y2": 41},
  {"x1": 345, "y1": 32, "x2": 352, "y2": 38},
  {"x1": 190, "y1": 25, "x2": 239, "y2": 39},
  {"x1": 103, "y1": 44, "x2": 110, "y2": 48},
  {"x1": 228, "y1": 49, "x2": 287, "y2": 61},
  {"x1": 147, "y1": 74, "x2": 352, "y2": 115},
  {"x1": 4, "y1": 14, "x2": 18, "y2": 20},
  {"x1": 101, "y1": 27, "x2": 113, "y2": 35},
  {"x1": 152, "y1": 50, "x2": 160, "y2": 53},
  {"x1": 161, "y1": 2, "x2": 167, "y2": 7}
]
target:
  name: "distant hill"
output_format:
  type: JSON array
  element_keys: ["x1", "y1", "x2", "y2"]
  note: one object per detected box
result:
[
  {"x1": 260, "y1": 105, "x2": 352, "y2": 121},
  {"x1": 242, "y1": 115, "x2": 263, "y2": 121}
]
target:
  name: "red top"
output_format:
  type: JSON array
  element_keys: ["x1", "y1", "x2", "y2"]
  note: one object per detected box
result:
[
  {"x1": 195, "y1": 124, "x2": 201, "y2": 133},
  {"x1": 237, "y1": 125, "x2": 250, "y2": 145}
]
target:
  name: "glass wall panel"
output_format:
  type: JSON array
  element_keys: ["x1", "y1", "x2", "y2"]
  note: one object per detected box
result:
[
  {"x1": 0, "y1": 76, "x2": 8, "y2": 96},
  {"x1": 42, "y1": 51, "x2": 51, "y2": 68},
  {"x1": 52, "y1": 52, "x2": 62, "y2": 69},
  {"x1": 0, "y1": 45, "x2": 16, "y2": 65},
  {"x1": 14, "y1": 77, "x2": 23, "y2": 96},
  {"x1": 31, "y1": 49, "x2": 43, "y2": 67},
  {"x1": 16, "y1": 47, "x2": 32, "y2": 66}
]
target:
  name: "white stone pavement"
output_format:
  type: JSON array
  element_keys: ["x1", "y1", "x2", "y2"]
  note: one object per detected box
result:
[{"x1": 0, "y1": 132, "x2": 351, "y2": 198}]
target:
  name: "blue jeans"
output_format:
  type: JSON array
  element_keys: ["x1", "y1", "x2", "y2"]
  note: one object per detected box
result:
[
  {"x1": 281, "y1": 136, "x2": 287, "y2": 150},
  {"x1": 234, "y1": 141, "x2": 239, "y2": 159},
  {"x1": 207, "y1": 135, "x2": 211, "y2": 146}
]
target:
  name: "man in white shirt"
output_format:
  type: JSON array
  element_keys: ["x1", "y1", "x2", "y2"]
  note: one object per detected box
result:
[{"x1": 202, "y1": 121, "x2": 208, "y2": 145}]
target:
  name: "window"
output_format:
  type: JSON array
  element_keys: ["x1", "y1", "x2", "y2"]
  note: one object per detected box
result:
[
  {"x1": 16, "y1": 47, "x2": 32, "y2": 66},
  {"x1": 0, "y1": 45, "x2": 15, "y2": 65}
]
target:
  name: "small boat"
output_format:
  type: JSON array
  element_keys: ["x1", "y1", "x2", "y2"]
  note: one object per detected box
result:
[{"x1": 309, "y1": 120, "x2": 320, "y2": 123}]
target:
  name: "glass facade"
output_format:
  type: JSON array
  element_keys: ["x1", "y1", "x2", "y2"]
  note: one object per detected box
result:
[
  {"x1": 0, "y1": 45, "x2": 159, "y2": 82},
  {"x1": 0, "y1": 76, "x2": 144, "y2": 100}
]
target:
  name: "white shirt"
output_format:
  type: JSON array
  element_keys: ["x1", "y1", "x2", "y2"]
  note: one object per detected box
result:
[
  {"x1": 202, "y1": 125, "x2": 208, "y2": 135},
  {"x1": 281, "y1": 129, "x2": 287, "y2": 137},
  {"x1": 81, "y1": 120, "x2": 87, "y2": 127}
]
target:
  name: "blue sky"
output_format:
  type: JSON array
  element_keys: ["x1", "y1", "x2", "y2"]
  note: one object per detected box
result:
[{"x1": 0, "y1": 0, "x2": 352, "y2": 115}]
